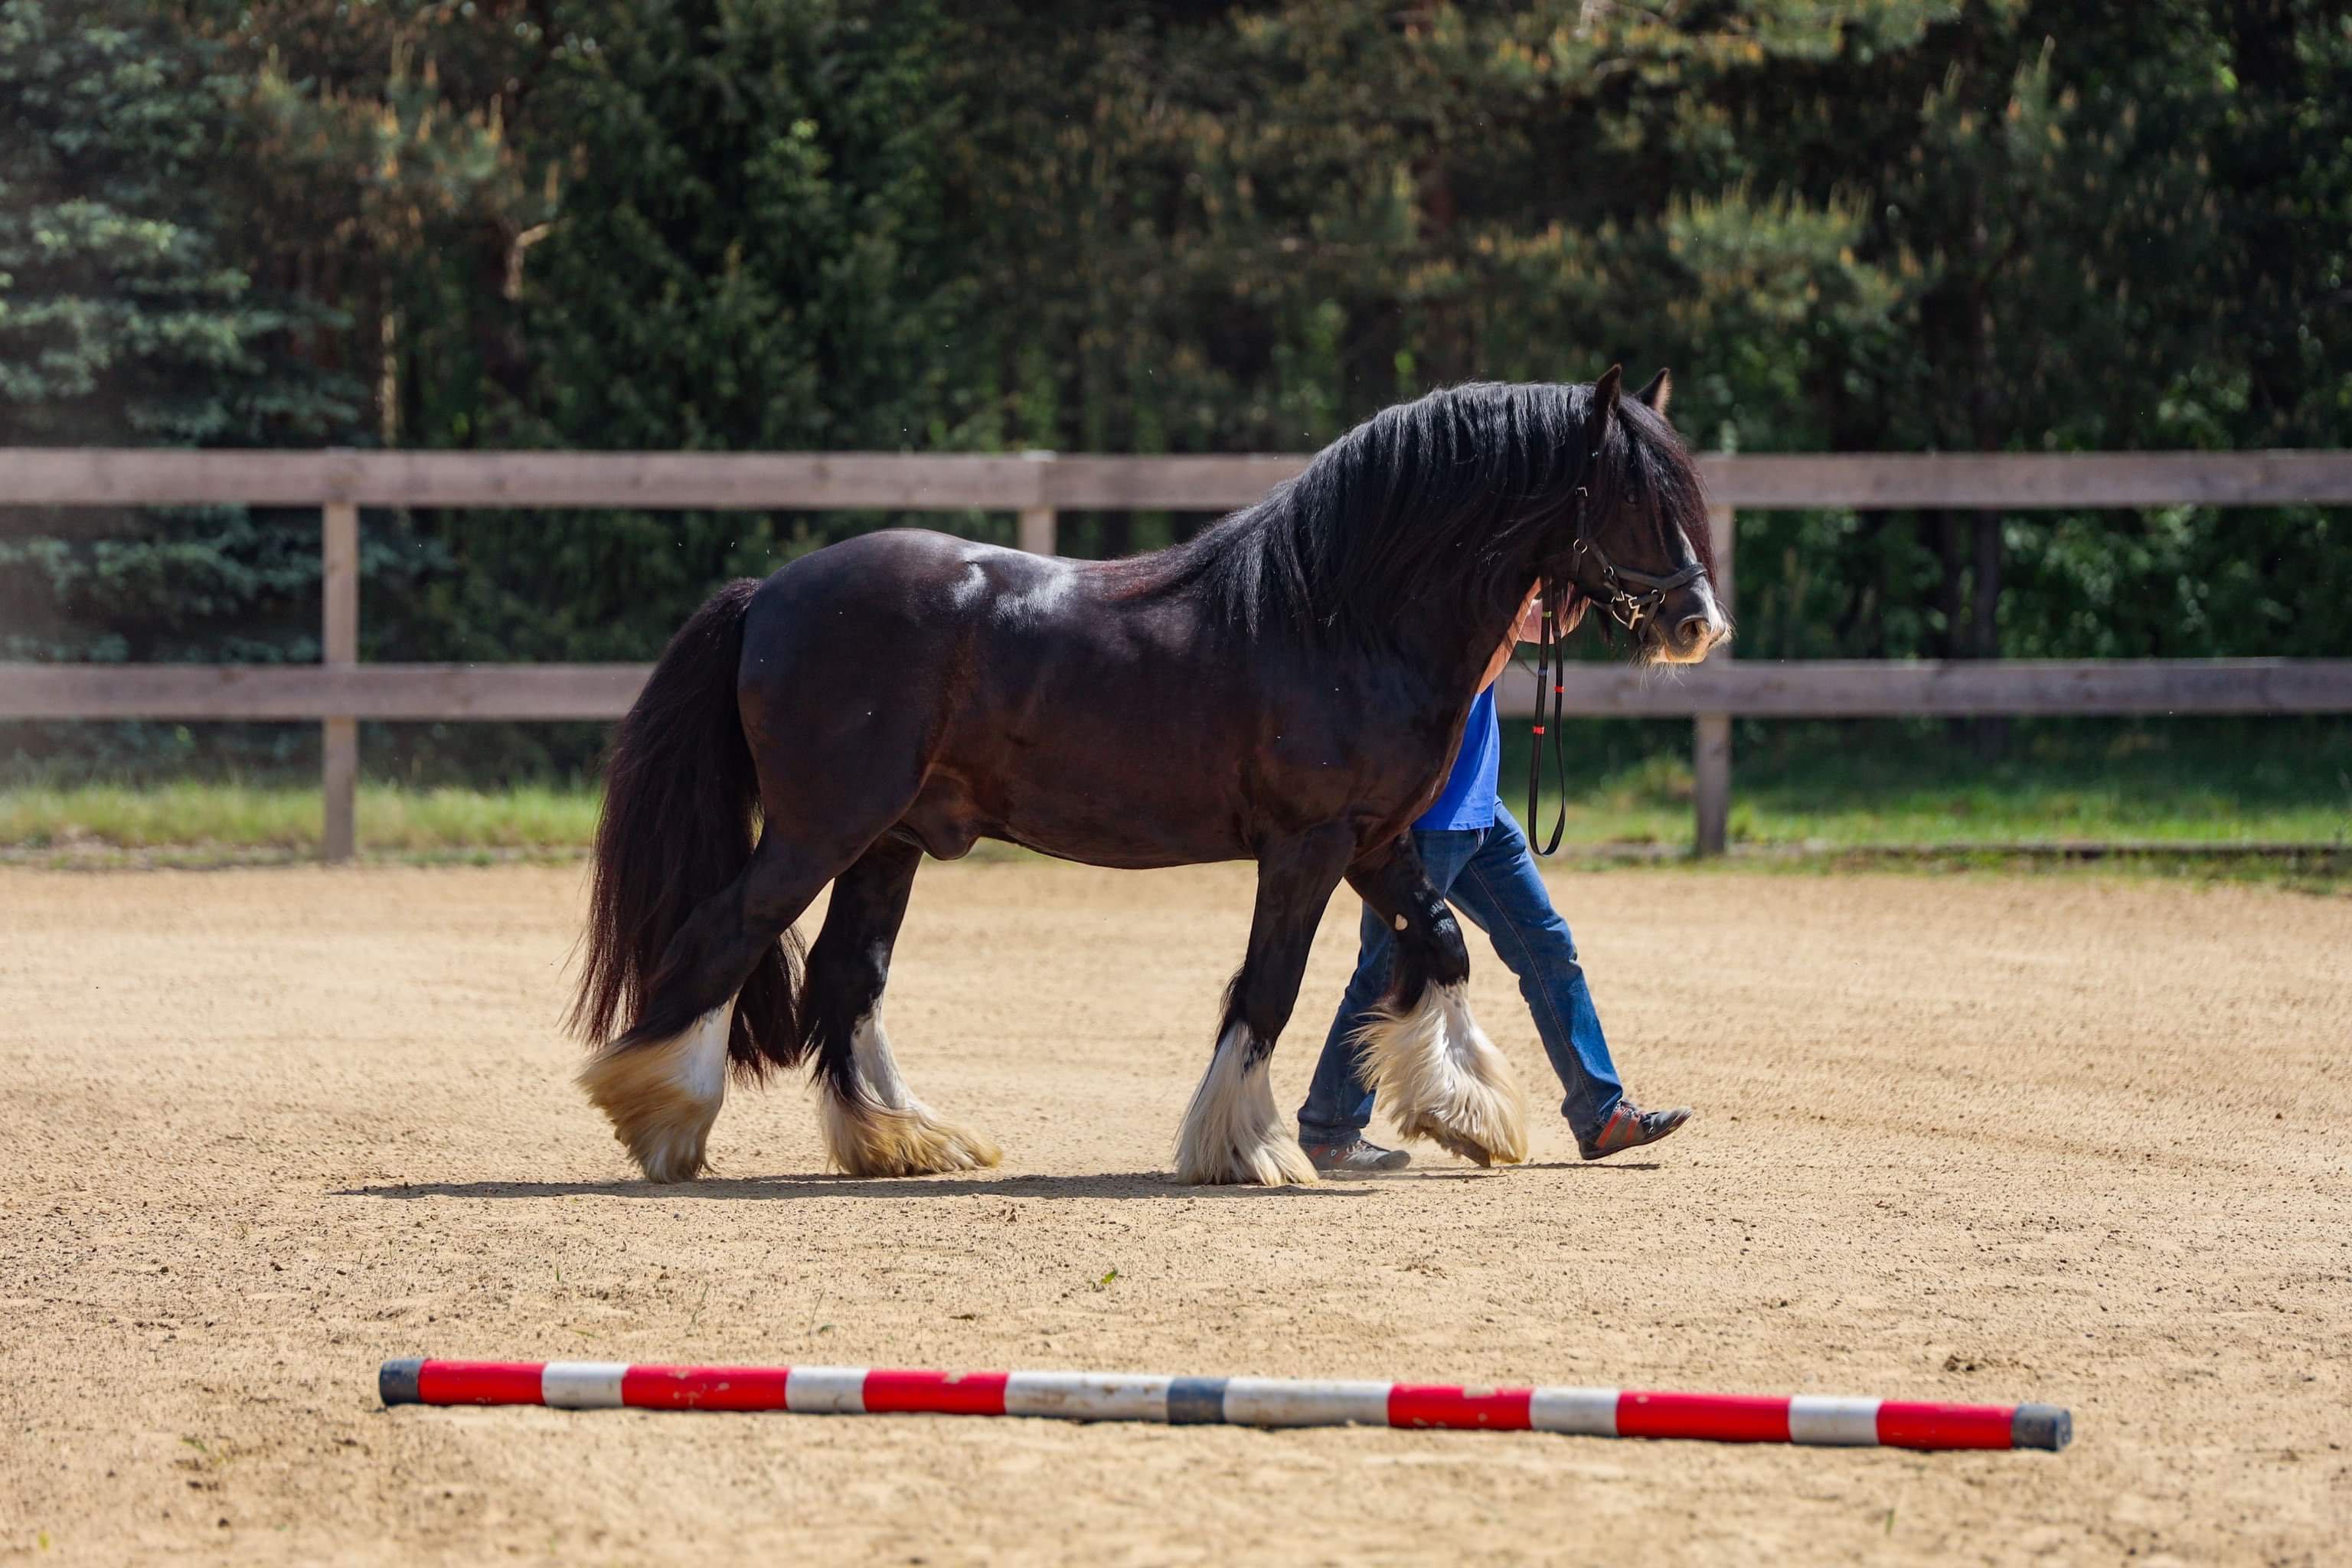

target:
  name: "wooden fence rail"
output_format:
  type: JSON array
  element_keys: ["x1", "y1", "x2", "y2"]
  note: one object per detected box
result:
[
  {"x1": 5, "y1": 446, "x2": 2350, "y2": 860},
  {"x1": 13, "y1": 446, "x2": 2352, "y2": 511},
  {"x1": 12, "y1": 658, "x2": 2347, "y2": 723}
]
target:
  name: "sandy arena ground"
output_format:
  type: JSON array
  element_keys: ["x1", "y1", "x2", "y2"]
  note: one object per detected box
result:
[{"x1": 2, "y1": 860, "x2": 2347, "y2": 1565}]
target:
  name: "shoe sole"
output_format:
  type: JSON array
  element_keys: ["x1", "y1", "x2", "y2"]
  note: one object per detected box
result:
[
  {"x1": 1579, "y1": 1109, "x2": 1692, "y2": 1161},
  {"x1": 1305, "y1": 1151, "x2": 1413, "y2": 1175}
]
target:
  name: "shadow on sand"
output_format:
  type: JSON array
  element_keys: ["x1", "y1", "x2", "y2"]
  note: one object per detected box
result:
[
  {"x1": 339, "y1": 1170, "x2": 1361, "y2": 1203},
  {"x1": 338, "y1": 1159, "x2": 1655, "y2": 1203}
]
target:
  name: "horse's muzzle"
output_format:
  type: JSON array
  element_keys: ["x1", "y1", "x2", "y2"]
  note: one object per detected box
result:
[{"x1": 1653, "y1": 583, "x2": 1730, "y2": 665}]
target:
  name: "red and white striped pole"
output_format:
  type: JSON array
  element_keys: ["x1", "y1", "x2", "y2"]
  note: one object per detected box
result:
[{"x1": 380, "y1": 1359, "x2": 2070, "y2": 1452}]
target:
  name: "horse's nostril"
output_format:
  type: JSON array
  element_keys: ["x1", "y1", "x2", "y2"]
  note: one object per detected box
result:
[{"x1": 1676, "y1": 615, "x2": 1713, "y2": 650}]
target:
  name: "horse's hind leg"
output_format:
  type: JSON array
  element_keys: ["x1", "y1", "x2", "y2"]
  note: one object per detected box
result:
[
  {"x1": 806, "y1": 833, "x2": 1001, "y2": 1177},
  {"x1": 579, "y1": 831, "x2": 834, "y2": 1182},
  {"x1": 1344, "y1": 838, "x2": 1529, "y2": 1167},
  {"x1": 1175, "y1": 825, "x2": 1355, "y2": 1186}
]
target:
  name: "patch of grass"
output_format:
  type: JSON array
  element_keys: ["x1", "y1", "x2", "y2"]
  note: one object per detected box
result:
[
  {"x1": 0, "y1": 779, "x2": 599, "y2": 854},
  {"x1": 1510, "y1": 716, "x2": 2352, "y2": 850},
  {"x1": 4, "y1": 719, "x2": 2347, "y2": 876}
]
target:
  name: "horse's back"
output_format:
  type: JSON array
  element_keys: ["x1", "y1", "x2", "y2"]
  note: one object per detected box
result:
[
  {"x1": 732, "y1": 525, "x2": 1439, "y2": 867},
  {"x1": 748, "y1": 528, "x2": 1018, "y2": 619},
  {"x1": 734, "y1": 528, "x2": 1267, "y2": 863}
]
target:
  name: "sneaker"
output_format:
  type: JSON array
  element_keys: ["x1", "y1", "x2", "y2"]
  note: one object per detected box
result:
[
  {"x1": 1302, "y1": 1137, "x2": 1413, "y2": 1174},
  {"x1": 1578, "y1": 1102, "x2": 1692, "y2": 1161}
]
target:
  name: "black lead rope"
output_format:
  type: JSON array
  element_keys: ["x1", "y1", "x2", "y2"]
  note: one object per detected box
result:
[
  {"x1": 1525, "y1": 575, "x2": 1570, "y2": 858},
  {"x1": 1521, "y1": 477, "x2": 1606, "y2": 857}
]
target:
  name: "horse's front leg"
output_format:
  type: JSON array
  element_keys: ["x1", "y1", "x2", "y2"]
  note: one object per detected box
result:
[
  {"x1": 1345, "y1": 838, "x2": 1530, "y2": 1167},
  {"x1": 1174, "y1": 825, "x2": 1357, "y2": 1186}
]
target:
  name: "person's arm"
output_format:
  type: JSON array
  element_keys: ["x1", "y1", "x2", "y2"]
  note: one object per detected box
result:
[{"x1": 1478, "y1": 583, "x2": 1544, "y2": 691}]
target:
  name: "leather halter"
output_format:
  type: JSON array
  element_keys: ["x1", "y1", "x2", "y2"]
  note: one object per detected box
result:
[
  {"x1": 1566, "y1": 482, "x2": 1705, "y2": 633},
  {"x1": 1524, "y1": 480, "x2": 1704, "y2": 855}
]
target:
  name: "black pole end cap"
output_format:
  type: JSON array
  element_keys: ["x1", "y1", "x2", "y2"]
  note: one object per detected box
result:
[
  {"x1": 2011, "y1": 1403, "x2": 2072, "y2": 1452},
  {"x1": 379, "y1": 1357, "x2": 425, "y2": 1407}
]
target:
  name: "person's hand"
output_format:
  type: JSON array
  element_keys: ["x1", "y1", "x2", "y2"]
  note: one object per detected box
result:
[
  {"x1": 1515, "y1": 585, "x2": 1586, "y2": 643},
  {"x1": 1513, "y1": 588, "x2": 1545, "y2": 643}
]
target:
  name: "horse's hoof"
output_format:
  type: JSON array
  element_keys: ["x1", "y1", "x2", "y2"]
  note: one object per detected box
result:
[
  {"x1": 1428, "y1": 1127, "x2": 1497, "y2": 1168},
  {"x1": 1174, "y1": 1137, "x2": 1319, "y2": 1187},
  {"x1": 1174, "y1": 1021, "x2": 1320, "y2": 1186},
  {"x1": 822, "y1": 1097, "x2": 1002, "y2": 1178},
  {"x1": 578, "y1": 1003, "x2": 733, "y2": 1181},
  {"x1": 1354, "y1": 982, "x2": 1529, "y2": 1168}
]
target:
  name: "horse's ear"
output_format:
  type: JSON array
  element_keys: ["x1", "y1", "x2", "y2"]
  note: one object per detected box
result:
[
  {"x1": 1634, "y1": 367, "x2": 1672, "y2": 417},
  {"x1": 1585, "y1": 364, "x2": 1623, "y2": 448}
]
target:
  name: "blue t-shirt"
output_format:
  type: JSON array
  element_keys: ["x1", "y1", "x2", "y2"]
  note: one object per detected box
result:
[{"x1": 1414, "y1": 685, "x2": 1499, "y2": 831}]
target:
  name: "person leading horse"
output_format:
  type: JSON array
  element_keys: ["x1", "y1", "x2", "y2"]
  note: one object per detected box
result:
[{"x1": 570, "y1": 369, "x2": 1725, "y2": 1185}]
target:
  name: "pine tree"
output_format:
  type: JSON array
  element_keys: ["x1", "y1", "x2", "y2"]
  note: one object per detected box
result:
[
  {"x1": 0, "y1": 0, "x2": 358, "y2": 773},
  {"x1": 388, "y1": 0, "x2": 973, "y2": 677}
]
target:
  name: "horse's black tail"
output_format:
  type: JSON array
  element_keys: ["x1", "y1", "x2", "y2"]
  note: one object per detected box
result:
[{"x1": 569, "y1": 578, "x2": 800, "y2": 1073}]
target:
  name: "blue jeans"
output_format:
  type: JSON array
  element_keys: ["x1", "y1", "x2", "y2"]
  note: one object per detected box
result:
[{"x1": 1296, "y1": 804, "x2": 1625, "y2": 1146}]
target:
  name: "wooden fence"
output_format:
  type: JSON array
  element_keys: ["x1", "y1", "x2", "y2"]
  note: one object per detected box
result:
[{"x1": 5, "y1": 447, "x2": 2350, "y2": 859}]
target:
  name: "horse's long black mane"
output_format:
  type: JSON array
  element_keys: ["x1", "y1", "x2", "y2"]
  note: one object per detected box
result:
[{"x1": 1106, "y1": 381, "x2": 1712, "y2": 645}]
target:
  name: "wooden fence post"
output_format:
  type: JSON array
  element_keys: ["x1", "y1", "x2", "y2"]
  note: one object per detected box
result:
[
  {"x1": 321, "y1": 499, "x2": 359, "y2": 862},
  {"x1": 1018, "y1": 449, "x2": 1058, "y2": 556},
  {"x1": 1693, "y1": 504, "x2": 1737, "y2": 856}
]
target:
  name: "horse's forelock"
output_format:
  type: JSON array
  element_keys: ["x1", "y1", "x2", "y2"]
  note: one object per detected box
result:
[{"x1": 1605, "y1": 393, "x2": 1717, "y2": 584}]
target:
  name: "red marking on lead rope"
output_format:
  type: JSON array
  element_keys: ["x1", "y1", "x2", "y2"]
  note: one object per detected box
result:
[{"x1": 1530, "y1": 725, "x2": 1546, "y2": 735}]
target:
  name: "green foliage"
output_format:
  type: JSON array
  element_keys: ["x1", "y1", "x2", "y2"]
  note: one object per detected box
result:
[
  {"x1": 517, "y1": 0, "x2": 968, "y2": 454},
  {"x1": 0, "y1": 0, "x2": 356, "y2": 772},
  {"x1": 391, "y1": 0, "x2": 978, "y2": 678},
  {"x1": 4, "y1": 0, "x2": 2348, "y2": 785},
  {"x1": 943, "y1": 2, "x2": 1939, "y2": 456},
  {"x1": 0, "y1": 0, "x2": 346, "y2": 444}
]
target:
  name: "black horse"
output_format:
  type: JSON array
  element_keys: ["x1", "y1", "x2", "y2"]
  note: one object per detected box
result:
[{"x1": 571, "y1": 369, "x2": 1724, "y2": 1184}]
